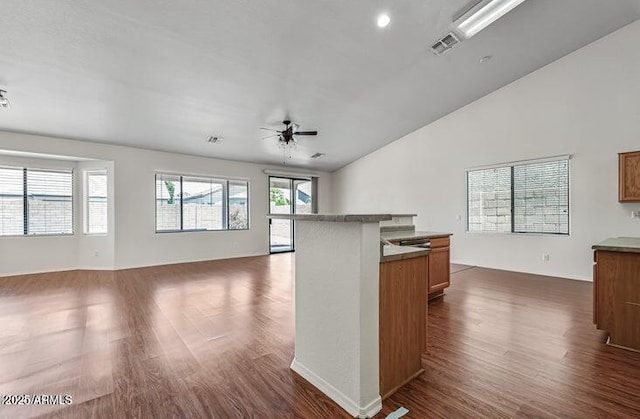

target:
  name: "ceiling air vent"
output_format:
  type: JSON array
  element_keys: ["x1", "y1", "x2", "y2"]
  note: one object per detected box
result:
[
  {"x1": 431, "y1": 32, "x2": 460, "y2": 55},
  {"x1": 310, "y1": 152, "x2": 326, "y2": 159}
]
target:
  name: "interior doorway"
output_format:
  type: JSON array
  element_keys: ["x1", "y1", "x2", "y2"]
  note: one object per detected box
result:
[{"x1": 269, "y1": 176, "x2": 312, "y2": 253}]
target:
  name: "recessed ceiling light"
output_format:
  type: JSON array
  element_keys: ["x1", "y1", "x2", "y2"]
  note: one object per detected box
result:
[{"x1": 377, "y1": 14, "x2": 390, "y2": 28}]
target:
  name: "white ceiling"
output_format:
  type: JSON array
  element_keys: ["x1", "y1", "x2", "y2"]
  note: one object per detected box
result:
[{"x1": 1, "y1": 1, "x2": 639, "y2": 171}]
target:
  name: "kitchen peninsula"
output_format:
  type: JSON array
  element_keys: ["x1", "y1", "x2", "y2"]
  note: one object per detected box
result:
[
  {"x1": 381, "y1": 215, "x2": 453, "y2": 299},
  {"x1": 267, "y1": 213, "x2": 452, "y2": 417}
]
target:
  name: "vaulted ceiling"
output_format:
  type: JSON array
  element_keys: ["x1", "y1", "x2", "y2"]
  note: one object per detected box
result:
[{"x1": 1, "y1": 1, "x2": 640, "y2": 170}]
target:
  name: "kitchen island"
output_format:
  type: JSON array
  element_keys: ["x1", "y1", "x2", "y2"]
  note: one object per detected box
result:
[
  {"x1": 267, "y1": 213, "x2": 389, "y2": 418},
  {"x1": 267, "y1": 213, "x2": 434, "y2": 418}
]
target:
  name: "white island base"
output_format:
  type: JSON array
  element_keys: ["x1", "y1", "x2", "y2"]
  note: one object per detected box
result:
[{"x1": 267, "y1": 214, "x2": 391, "y2": 418}]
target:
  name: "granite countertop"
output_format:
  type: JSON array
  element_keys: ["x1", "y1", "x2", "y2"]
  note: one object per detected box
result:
[
  {"x1": 592, "y1": 237, "x2": 640, "y2": 253},
  {"x1": 266, "y1": 213, "x2": 392, "y2": 222},
  {"x1": 380, "y1": 230, "x2": 453, "y2": 241},
  {"x1": 380, "y1": 245, "x2": 429, "y2": 263}
]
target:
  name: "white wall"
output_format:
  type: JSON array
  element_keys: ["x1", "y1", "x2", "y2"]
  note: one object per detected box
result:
[
  {"x1": 291, "y1": 220, "x2": 381, "y2": 418},
  {"x1": 332, "y1": 20, "x2": 640, "y2": 281},
  {"x1": 0, "y1": 131, "x2": 332, "y2": 276}
]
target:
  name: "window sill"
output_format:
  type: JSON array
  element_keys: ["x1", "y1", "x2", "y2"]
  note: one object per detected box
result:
[
  {"x1": 155, "y1": 228, "x2": 250, "y2": 234},
  {"x1": 465, "y1": 230, "x2": 570, "y2": 237}
]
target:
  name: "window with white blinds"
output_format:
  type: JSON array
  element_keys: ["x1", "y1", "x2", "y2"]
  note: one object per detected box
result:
[
  {"x1": 86, "y1": 170, "x2": 108, "y2": 234},
  {"x1": 467, "y1": 157, "x2": 569, "y2": 235},
  {"x1": 155, "y1": 173, "x2": 249, "y2": 232},
  {"x1": 513, "y1": 160, "x2": 569, "y2": 234},
  {"x1": 0, "y1": 166, "x2": 74, "y2": 236},
  {"x1": 0, "y1": 167, "x2": 24, "y2": 236}
]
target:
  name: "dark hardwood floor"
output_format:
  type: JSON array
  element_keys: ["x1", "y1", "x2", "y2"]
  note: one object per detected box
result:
[
  {"x1": 379, "y1": 265, "x2": 640, "y2": 418},
  {"x1": 0, "y1": 256, "x2": 639, "y2": 418}
]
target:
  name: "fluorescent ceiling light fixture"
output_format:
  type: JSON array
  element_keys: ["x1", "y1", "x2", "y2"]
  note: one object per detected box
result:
[
  {"x1": 377, "y1": 14, "x2": 391, "y2": 28},
  {"x1": 454, "y1": 0, "x2": 526, "y2": 38}
]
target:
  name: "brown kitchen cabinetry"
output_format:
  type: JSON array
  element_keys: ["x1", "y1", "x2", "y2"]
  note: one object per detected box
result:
[
  {"x1": 619, "y1": 151, "x2": 640, "y2": 202},
  {"x1": 593, "y1": 247, "x2": 640, "y2": 351},
  {"x1": 379, "y1": 255, "x2": 427, "y2": 399},
  {"x1": 428, "y1": 237, "x2": 450, "y2": 300}
]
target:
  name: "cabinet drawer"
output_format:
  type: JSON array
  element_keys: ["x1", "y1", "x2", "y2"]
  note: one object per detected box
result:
[{"x1": 429, "y1": 237, "x2": 450, "y2": 248}]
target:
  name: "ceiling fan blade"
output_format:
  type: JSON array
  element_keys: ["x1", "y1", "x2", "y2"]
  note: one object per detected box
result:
[
  {"x1": 294, "y1": 131, "x2": 318, "y2": 136},
  {"x1": 262, "y1": 134, "x2": 279, "y2": 140},
  {"x1": 260, "y1": 128, "x2": 282, "y2": 132}
]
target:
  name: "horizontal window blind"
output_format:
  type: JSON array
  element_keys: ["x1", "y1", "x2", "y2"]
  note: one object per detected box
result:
[
  {"x1": 0, "y1": 167, "x2": 25, "y2": 236},
  {"x1": 467, "y1": 158, "x2": 569, "y2": 235},
  {"x1": 513, "y1": 160, "x2": 569, "y2": 234},
  {"x1": 27, "y1": 169, "x2": 74, "y2": 235},
  {"x1": 87, "y1": 171, "x2": 108, "y2": 234},
  {"x1": 467, "y1": 167, "x2": 512, "y2": 233}
]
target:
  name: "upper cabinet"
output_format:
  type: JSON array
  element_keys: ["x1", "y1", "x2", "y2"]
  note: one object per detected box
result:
[{"x1": 619, "y1": 151, "x2": 640, "y2": 202}]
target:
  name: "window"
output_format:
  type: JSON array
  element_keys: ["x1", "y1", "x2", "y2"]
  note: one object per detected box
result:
[
  {"x1": 0, "y1": 166, "x2": 73, "y2": 236},
  {"x1": 86, "y1": 170, "x2": 108, "y2": 234},
  {"x1": 467, "y1": 157, "x2": 569, "y2": 235},
  {"x1": 0, "y1": 167, "x2": 24, "y2": 236},
  {"x1": 228, "y1": 181, "x2": 249, "y2": 229},
  {"x1": 155, "y1": 173, "x2": 249, "y2": 232}
]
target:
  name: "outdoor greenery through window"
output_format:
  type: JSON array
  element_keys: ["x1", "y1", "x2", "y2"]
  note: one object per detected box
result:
[
  {"x1": 0, "y1": 166, "x2": 74, "y2": 236},
  {"x1": 467, "y1": 158, "x2": 569, "y2": 235},
  {"x1": 155, "y1": 173, "x2": 249, "y2": 232}
]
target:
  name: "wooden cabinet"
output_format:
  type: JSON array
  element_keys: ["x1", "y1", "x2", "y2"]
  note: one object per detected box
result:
[
  {"x1": 379, "y1": 255, "x2": 428, "y2": 399},
  {"x1": 428, "y1": 237, "x2": 450, "y2": 299},
  {"x1": 619, "y1": 151, "x2": 640, "y2": 202},
  {"x1": 593, "y1": 250, "x2": 640, "y2": 351}
]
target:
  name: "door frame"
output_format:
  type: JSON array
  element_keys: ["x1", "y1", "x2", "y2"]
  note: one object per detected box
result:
[{"x1": 268, "y1": 176, "x2": 312, "y2": 254}]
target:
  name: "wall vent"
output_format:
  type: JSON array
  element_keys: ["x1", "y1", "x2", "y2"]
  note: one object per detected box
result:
[{"x1": 431, "y1": 32, "x2": 460, "y2": 55}]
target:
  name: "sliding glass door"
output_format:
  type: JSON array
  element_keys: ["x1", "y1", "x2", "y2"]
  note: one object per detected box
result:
[{"x1": 269, "y1": 176, "x2": 312, "y2": 253}]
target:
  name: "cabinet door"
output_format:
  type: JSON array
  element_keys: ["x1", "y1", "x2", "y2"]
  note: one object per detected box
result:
[
  {"x1": 593, "y1": 251, "x2": 598, "y2": 325},
  {"x1": 619, "y1": 151, "x2": 640, "y2": 202},
  {"x1": 428, "y1": 247, "x2": 450, "y2": 293}
]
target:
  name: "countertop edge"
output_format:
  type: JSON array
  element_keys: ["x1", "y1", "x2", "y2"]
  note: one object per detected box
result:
[
  {"x1": 592, "y1": 237, "x2": 640, "y2": 253},
  {"x1": 592, "y1": 245, "x2": 640, "y2": 253},
  {"x1": 380, "y1": 246, "x2": 430, "y2": 263},
  {"x1": 267, "y1": 213, "x2": 392, "y2": 222},
  {"x1": 380, "y1": 231, "x2": 453, "y2": 241}
]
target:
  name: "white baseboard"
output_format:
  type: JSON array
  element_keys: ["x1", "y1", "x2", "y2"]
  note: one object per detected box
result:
[
  {"x1": 451, "y1": 260, "x2": 592, "y2": 282},
  {"x1": 290, "y1": 358, "x2": 382, "y2": 418},
  {"x1": 358, "y1": 395, "x2": 382, "y2": 418}
]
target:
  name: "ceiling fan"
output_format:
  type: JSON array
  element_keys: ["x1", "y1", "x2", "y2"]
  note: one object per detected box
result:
[{"x1": 261, "y1": 120, "x2": 317, "y2": 145}]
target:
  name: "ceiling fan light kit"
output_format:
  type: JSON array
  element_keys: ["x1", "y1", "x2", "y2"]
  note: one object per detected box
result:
[
  {"x1": 260, "y1": 120, "x2": 318, "y2": 163},
  {"x1": 0, "y1": 89, "x2": 11, "y2": 109}
]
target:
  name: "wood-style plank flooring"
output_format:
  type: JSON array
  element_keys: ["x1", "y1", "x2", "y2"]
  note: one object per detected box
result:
[
  {"x1": 0, "y1": 255, "x2": 639, "y2": 418},
  {"x1": 380, "y1": 265, "x2": 640, "y2": 418}
]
